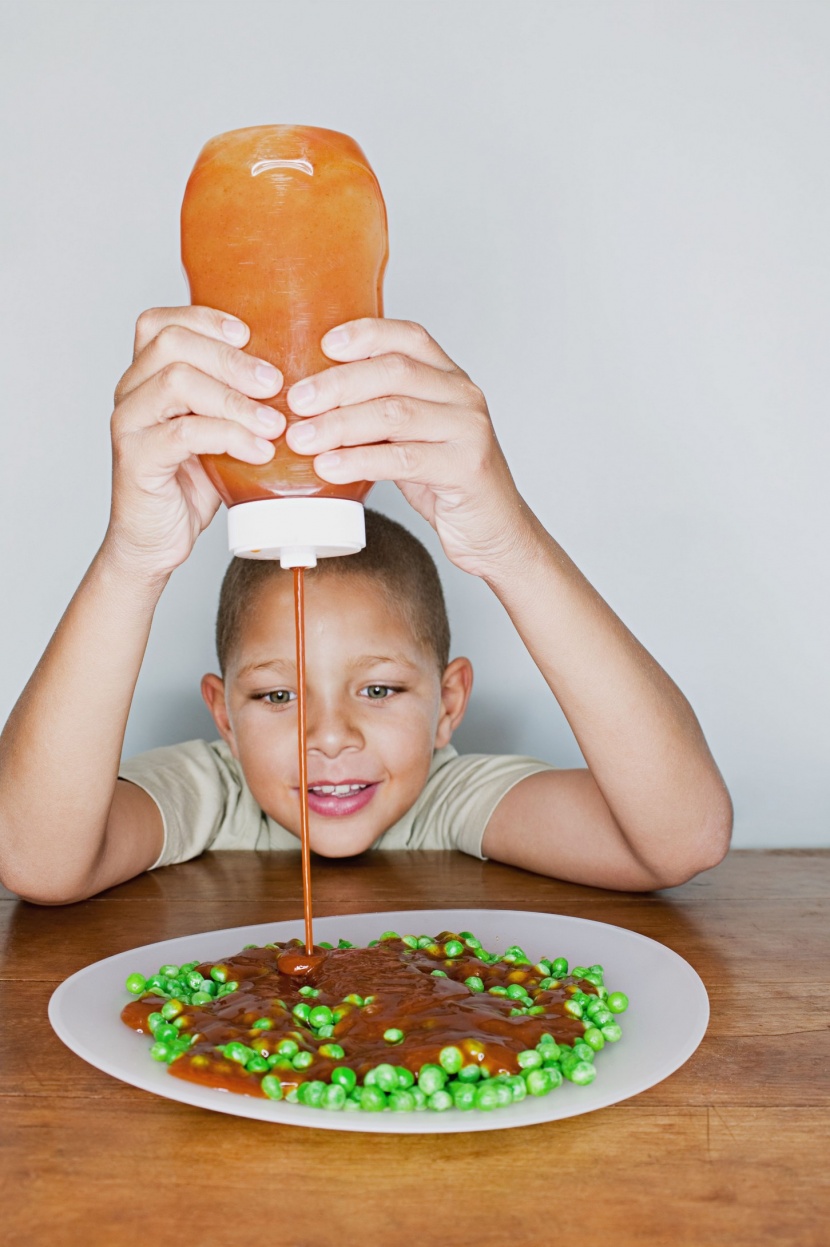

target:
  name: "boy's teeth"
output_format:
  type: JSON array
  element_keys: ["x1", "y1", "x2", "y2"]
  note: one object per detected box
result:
[{"x1": 309, "y1": 783, "x2": 368, "y2": 796}]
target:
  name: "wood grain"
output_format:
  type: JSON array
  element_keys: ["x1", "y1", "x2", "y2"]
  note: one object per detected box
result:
[{"x1": 1, "y1": 849, "x2": 828, "y2": 1247}]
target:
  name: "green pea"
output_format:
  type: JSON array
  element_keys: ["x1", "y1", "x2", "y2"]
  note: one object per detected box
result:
[
  {"x1": 159, "y1": 964, "x2": 179, "y2": 978},
  {"x1": 572, "y1": 1042, "x2": 595, "y2": 1061},
  {"x1": 464, "y1": 936, "x2": 482, "y2": 951},
  {"x1": 488, "y1": 986, "x2": 508, "y2": 997},
  {"x1": 292, "y1": 1050, "x2": 314, "y2": 1070},
  {"x1": 465, "y1": 976, "x2": 484, "y2": 993},
  {"x1": 607, "y1": 992, "x2": 629, "y2": 1014},
  {"x1": 153, "y1": 1022, "x2": 178, "y2": 1044},
  {"x1": 222, "y1": 1042, "x2": 251, "y2": 1065},
  {"x1": 563, "y1": 999, "x2": 583, "y2": 1018},
  {"x1": 199, "y1": 980, "x2": 218, "y2": 997},
  {"x1": 439, "y1": 1046, "x2": 463, "y2": 1075},
  {"x1": 315, "y1": 1025, "x2": 334, "y2": 1038},
  {"x1": 210, "y1": 966, "x2": 228, "y2": 984},
  {"x1": 172, "y1": 1016, "x2": 189, "y2": 1030},
  {"x1": 318, "y1": 941, "x2": 334, "y2": 950},
  {"x1": 534, "y1": 961, "x2": 552, "y2": 976},
  {"x1": 444, "y1": 940, "x2": 464, "y2": 958},
  {"x1": 430, "y1": 970, "x2": 448, "y2": 978},
  {"x1": 250, "y1": 1018, "x2": 272, "y2": 1031},
  {"x1": 343, "y1": 994, "x2": 364, "y2": 1007},
  {"x1": 267, "y1": 1055, "x2": 294, "y2": 1071},
  {"x1": 546, "y1": 1066, "x2": 563, "y2": 1089},
  {"x1": 190, "y1": 991, "x2": 212, "y2": 1006},
  {"x1": 149, "y1": 1041, "x2": 172, "y2": 1063},
  {"x1": 423, "y1": 1087, "x2": 448, "y2": 1117},
  {"x1": 583, "y1": 1027, "x2": 605, "y2": 1051},
  {"x1": 509, "y1": 1007, "x2": 527, "y2": 1017},
  {"x1": 506, "y1": 1074, "x2": 527, "y2": 1102},
  {"x1": 308, "y1": 1005, "x2": 333, "y2": 1029},
  {"x1": 322, "y1": 1083, "x2": 347, "y2": 1111},
  {"x1": 147, "y1": 1012, "x2": 165, "y2": 1034},
  {"x1": 395, "y1": 1066, "x2": 415, "y2": 1089},
  {"x1": 506, "y1": 984, "x2": 529, "y2": 1000},
  {"x1": 360, "y1": 1085, "x2": 387, "y2": 1112},
  {"x1": 301, "y1": 1080, "x2": 326, "y2": 1107},
  {"x1": 372, "y1": 1063, "x2": 399, "y2": 1093},
  {"x1": 410, "y1": 1086, "x2": 427, "y2": 1110},
  {"x1": 388, "y1": 1089, "x2": 416, "y2": 1112},
  {"x1": 551, "y1": 957, "x2": 568, "y2": 977},
  {"x1": 298, "y1": 985, "x2": 319, "y2": 998},
  {"x1": 417, "y1": 936, "x2": 434, "y2": 948},
  {"x1": 537, "y1": 977, "x2": 555, "y2": 990},
  {"x1": 216, "y1": 982, "x2": 239, "y2": 996},
  {"x1": 161, "y1": 999, "x2": 184, "y2": 1020},
  {"x1": 417, "y1": 1064, "x2": 446, "y2": 1097},
  {"x1": 185, "y1": 971, "x2": 204, "y2": 989},
  {"x1": 331, "y1": 1066, "x2": 357, "y2": 1093},
  {"x1": 451, "y1": 1083, "x2": 476, "y2": 1111},
  {"x1": 525, "y1": 1068, "x2": 552, "y2": 1097},
  {"x1": 319, "y1": 1043, "x2": 345, "y2": 1060},
  {"x1": 517, "y1": 1049, "x2": 542, "y2": 1070},
  {"x1": 383, "y1": 1028, "x2": 404, "y2": 1044},
  {"x1": 457, "y1": 1064, "x2": 481, "y2": 1083},
  {"x1": 338, "y1": 939, "x2": 353, "y2": 949},
  {"x1": 292, "y1": 1003, "x2": 311, "y2": 1023},
  {"x1": 246, "y1": 1056, "x2": 269, "y2": 1073},
  {"x1": 601, "y1": 1022, "x2": 623, "y2": 1043},
  {"x1": 260, "y1": 1074, "x2": 283, "y2": 1100},
  {"x1": 343, "y1": 1098, "x2": 362, "y2": 1112},
  {"x1": 125, "y1": 973, "x2": 146, "y2": 995},
  {"x1": 380, "y1": 930, "x2": 400, "y2": 941},
  {"x1": 537, "y1": 1041, "x2": 561, "y2": 1061},
  {"x1": 566, "y1": 1060, "x2": 596, "y2": 1085},
  {"x1": 277, "y1": 1038, "x2": 299, "y2": 1057},
  {"x1": 402, "y1": 935, "x2": 419, "y2": 948},
  {"x1": 493, "y1": 1083, "x2": 513, "y2": 1108},
  {"x1": 474, "y1": 1082, "x2": 501, "y2": 1111}
]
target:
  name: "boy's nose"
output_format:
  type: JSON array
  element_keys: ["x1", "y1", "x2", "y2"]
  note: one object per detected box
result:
[{"x1": 305, "y1": 703, "x2": 364, "y2": 759}]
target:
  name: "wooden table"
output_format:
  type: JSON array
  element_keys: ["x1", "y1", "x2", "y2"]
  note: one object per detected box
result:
[{"x1": 1, "y1": 850, "x2": 828, "y2": 1246}]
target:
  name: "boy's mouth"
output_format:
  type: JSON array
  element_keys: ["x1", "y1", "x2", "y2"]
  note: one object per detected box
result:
[{"x1": 304, "y1": 781, "x2": 380, "y2": 818}]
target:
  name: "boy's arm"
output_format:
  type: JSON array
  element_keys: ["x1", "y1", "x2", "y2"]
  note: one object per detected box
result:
[
  {"x1": 281, "y1": 317, "x2": 732, "y2": 891},
  {"x1": 0, "y1": 305, "x2": 285, "y2": 903}
]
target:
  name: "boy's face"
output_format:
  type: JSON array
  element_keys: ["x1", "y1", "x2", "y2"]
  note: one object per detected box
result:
[{"x1": 201, "y1": 572, "x2": 472, "y2": 857}]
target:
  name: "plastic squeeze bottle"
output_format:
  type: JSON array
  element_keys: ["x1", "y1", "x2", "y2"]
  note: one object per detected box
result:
[{"x1": 180, "y1": 125, "x2": 389, "y2": 567}]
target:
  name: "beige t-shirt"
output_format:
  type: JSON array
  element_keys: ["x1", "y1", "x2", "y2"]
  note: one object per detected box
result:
[{"x1": 118, "y1": 740, "x2": 553, "y2": 871}]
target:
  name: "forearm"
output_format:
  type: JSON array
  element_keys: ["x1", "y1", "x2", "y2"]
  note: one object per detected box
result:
[
  {"x1": 482, "y1": 509, "x2": 732, "y2": 882},
  {"x1": 0, "y1": 544, "x2": 167, "y2": 896}
]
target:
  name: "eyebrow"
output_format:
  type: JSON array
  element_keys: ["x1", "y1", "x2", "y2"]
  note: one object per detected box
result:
[{"x1": 236, "y1": 654, "x2": 421, "y2": 679}]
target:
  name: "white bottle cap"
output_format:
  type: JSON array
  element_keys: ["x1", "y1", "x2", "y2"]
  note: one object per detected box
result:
[{"x1": 227, "y1": 497, "x2": 366, "y2": 568}]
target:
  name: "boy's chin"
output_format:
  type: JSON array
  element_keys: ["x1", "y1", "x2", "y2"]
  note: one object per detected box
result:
[{"x1": 307, "y1": 824, "x2": 379, "y2": 859}]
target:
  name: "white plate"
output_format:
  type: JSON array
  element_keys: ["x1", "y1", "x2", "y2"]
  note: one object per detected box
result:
[{"x1": 48, "y1": 908, "x2": 708, "y2": 1133}]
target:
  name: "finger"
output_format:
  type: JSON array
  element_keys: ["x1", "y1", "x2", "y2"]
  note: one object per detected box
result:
[
  {"x1": 311, "y1": 441, "x2": 463, "y2": 489},
  {"x1": 113, "y1": 362, "x2": 285, "y2": 441},
  {"x1": 320, "y1": 317, "x2": 459, "y2": 371},
  {"x1": 287, "y1": 351, "x2": 478, "y2": 419},
  {"x1": 118, "y1": 322, "x2": 283, "y2": 404},
  {"x1": 133, "y1": 414, "x2": 276, "y2": 475},
  {"x1": 133, "y1": 305, "x2": 251, "y2": 361},
  {"x1": 286, "y1": 396, "x2": 475, "y2": 456}
]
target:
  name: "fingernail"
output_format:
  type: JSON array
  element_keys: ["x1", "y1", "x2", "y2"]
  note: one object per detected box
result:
[
  {"x1": 323, "y1": 327, "x2": 350, "y2": 350},
  {"x1": 254, "y1": 437, "x2": 275, "y2": 457},
  {"x1": 316, "y1": 452, "x2": 341, "y2": 470},
  {"x1": 255, "y1": 361, "x2": 280, "y2": 386},
  {"x1": 290, "y1": 379, "x2": 316, "y2": 411},
  {"x1": 290, "y1": 422, "x2": 316, "y2": 447},
  {"x1": 222, "y1": 318, "x2": 248, "y2": 344},
  {"x1": 256, "y1": 406, "x2": 282, "y2": 431}
]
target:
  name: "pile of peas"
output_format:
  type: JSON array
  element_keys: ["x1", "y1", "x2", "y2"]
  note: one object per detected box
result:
[{"x1": 123, "y1": 931, "x2": 629, "y2": 1114}]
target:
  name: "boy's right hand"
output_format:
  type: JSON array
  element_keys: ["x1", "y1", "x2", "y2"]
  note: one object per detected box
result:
[{"x1": 104, "y1": 306, "x2": 284, "y2": 582}]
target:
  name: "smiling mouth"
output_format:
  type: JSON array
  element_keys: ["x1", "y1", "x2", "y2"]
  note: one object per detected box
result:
[{"x1": 303, "y1": 781, "x2": 380, "y2": 818}]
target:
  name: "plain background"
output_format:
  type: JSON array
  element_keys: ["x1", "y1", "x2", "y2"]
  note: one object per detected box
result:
[{"x1": 1, "y1": 1, "x2": 827, "y2": 848}]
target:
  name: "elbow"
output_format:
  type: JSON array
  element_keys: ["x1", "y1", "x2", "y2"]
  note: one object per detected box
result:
[
  {"x1": 645, "y1": 782, "x2": 734, "y2": 890},
  {"x1": 0, "y1": 863, "x2": 95, "y2": 907}
]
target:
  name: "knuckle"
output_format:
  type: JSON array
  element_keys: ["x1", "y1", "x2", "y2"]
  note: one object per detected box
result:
[
  {"x1": 384, "y1": 396, "x2": 409, "y2": 428},
  {"x1": 386, "y1": 351, "x2": 416, "y2": 385},
  {"x1": 135, "y1": 308, "x2": 161, "y2": 340},
  {"x1": 404, "y1": 320, "x2": 432, "y2": 348},
  {"x1": 397, "y1": 442, "x2": 420, "y2": 475},
  {"x1": 221, "y1": 384, "x2": 249, "y2": 421},
  {"x1": 154, "y1": 323, "x2": 186, "y2": 354},
  {"x1": 168, "y1": 415, "x2": 193, "y2": 448}
]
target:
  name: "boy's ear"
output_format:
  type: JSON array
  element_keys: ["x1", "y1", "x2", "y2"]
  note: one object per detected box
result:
[
  {"x1": 201, "y1": 673, "x2": 239, "y2": 757},
  {"x1": 434, "y1": 657, "x2": 474, "y2": 750}
]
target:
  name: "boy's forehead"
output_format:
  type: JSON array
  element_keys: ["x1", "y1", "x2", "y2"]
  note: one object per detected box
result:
[{"x1": 233, "y1": 571, "x2": 425, "y2": 662}]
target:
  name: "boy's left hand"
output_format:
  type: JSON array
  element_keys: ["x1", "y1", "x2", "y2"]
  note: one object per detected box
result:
[{"x1": 284, "y1": 319, "x2": 531, "y2": 578}]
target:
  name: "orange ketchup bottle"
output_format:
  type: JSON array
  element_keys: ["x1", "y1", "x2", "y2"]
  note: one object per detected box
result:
[{"x1": 181, "y1": 125, "x2": 388, "y2": 568}]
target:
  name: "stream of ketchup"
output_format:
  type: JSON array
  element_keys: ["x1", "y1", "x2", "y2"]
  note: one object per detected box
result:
[{"x1": 293, "y1": 567, "x2": 314, "y2": 954}]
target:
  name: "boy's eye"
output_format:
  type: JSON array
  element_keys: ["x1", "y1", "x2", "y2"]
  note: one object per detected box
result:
[
  {"x1": 260, "y1": 690, "x2": 296, "y2": 705},
  {"x1": 363, "y1": 684, "x2": 394, "y2": 700}
]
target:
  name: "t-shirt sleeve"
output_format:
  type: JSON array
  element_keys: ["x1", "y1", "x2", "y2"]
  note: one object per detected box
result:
[
  {"x1": 381, "y1": 752, "x2": 555, "y2": 860},
  {"x1": 118, "y1": 739, "x2": 254, "y2": 870}
]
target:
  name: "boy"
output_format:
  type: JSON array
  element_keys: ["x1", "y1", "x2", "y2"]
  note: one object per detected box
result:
[{"x1": 0, "y1": 309, "x2": 732, "y2": 903}]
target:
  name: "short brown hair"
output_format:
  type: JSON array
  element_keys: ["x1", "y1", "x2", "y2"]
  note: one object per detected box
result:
[{"x1": 215, "y1": 509, "x2": 451, "y2": 676}]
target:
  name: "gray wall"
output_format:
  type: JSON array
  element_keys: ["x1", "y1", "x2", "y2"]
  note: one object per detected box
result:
[{"x1": 2, "y1": 1, "x2": 828, "y2": 847}]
